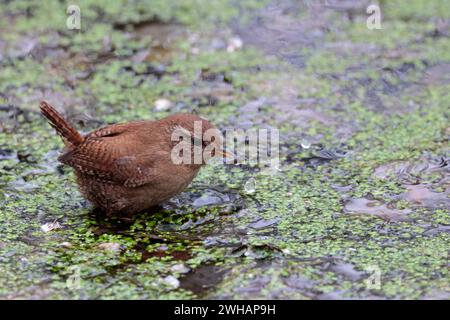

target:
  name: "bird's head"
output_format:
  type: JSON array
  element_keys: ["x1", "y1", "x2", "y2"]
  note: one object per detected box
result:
[{"x1": 166, "y1": 114, "x2": 234, "y2": 166}]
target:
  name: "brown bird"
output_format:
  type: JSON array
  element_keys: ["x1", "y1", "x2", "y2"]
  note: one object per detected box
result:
[{"x1": 40, "y1": 100, "x2": 231, "y2": 215}]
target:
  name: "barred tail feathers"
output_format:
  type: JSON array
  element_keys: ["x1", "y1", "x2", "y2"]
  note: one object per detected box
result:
[{"x1": 40, "y1": 100, "x2": 84, "y2": 146}]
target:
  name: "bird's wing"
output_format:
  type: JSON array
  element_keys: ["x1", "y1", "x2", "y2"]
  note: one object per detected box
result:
[
  {"x1": 115, "y1": 154, "x2": 159, "y2": 188},
  {"x1": 59, "y1": 125, "x2": 160, "y2": 187},
  {"x1": 85, "y1": 122, "x2": 133, "y2": 139}
]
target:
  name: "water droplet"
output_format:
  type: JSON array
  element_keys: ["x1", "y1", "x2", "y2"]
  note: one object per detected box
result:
[
  {"x1": 244, "y1": 177, "x2": 256, "y2": 193},
  {"x1": 301, "y1": 139, "x2": 311, "y2": 149}
]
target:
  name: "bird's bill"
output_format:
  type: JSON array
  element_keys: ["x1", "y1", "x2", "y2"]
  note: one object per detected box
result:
[{"x1": 215, "y1": 149, "x2": 235, "y2": 159}]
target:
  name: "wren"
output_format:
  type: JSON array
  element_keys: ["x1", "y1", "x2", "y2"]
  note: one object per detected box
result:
[{"x1": 40, "y1": 101, "x2": 230, "y2": 215}]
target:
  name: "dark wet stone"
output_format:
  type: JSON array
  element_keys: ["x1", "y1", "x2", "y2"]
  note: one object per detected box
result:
[
  {"x1": 193, "y1": 195, "x2": 222, "y2": 207},
  {"x1": 248, "y1": 218, "x2": 280, "y2": 230},
  {"x1": 200, "y1": 68, "x2": 227, "y2": 82},
  {"x1": 193, "y1": 191, "x2": 230, "y2": 207},
  {"x1": 158, "y1": 213, "x2": 215, "y2": 232},
  {"x1": 7, "y1": 37, "x2": 39, "y2": 58},
  {"x1": 332, "y1": 184, "x2": 353, "y2": 192},
  {"x1": 423, "y1": 225, "x2": 450, "y2": 236},
  {"x1": 8, "y1": 177, "x2": 40, "y2": 192},
  {"x1": 317, "y1": 290, "x2": 348, "y2": 300},
  {"x1": 330, "y1": 263, "x2": 364, "y2": 281},
  {"x1": 123, "y1": 64, "x2": 166, "y2": 78},
  {"x1": 179, "y1": 264, "x2": 228, "y2": 296},
  {"x1": 372, "y1": 161, "x2": 410, "y2": 179},
  {"x1": 0, "y1": 148, "x2": 16, "y2": 161},
  {"x1": 401, "y1": 185, "x2": 450, "y2": 209},
  {"x1": 233, "y1": 1, "x2": 316, "y2": 68},
  {"x1": 157, "y1": 220, "x2": 194, "y2": 232},
  {"x1": 295, "y1": 147, "x2": 347, "y2": 167},
  {"x1": 423, "y1": 63, "x2": 450, "y2": 85},
  {"x1": 203, "y1": 235, "x2": 242, "y2": 248},
  {"x1": 283, "y1": 276, "x2": 315, "y2": 289},
  {"x1": 234, "y1": 209, "x2": 252, "y2": 218},
  {"x1": 423, "y1": 290, "x2": 450, "y2": 300},
  {"x1": 313, "y1": 148, "x2": 347, "y2": 160},
  {"x1": 345, "y1": 198, "x2": 412, "y2": 222},
  {"x1": 17, "y1": 151, "x2": 38, "y2": 164},
  {"x1": 234, "y1": 276, "x2": 271, "y2": 293},
  {"x1": 373, "y1": 156, "x2": 449, "y2": 184}
]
